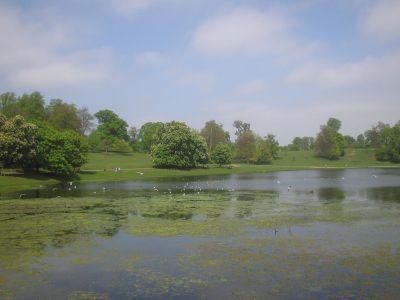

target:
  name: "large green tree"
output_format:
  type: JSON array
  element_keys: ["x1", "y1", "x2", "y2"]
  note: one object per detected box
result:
[
  {"x1": 35, "y1": 123, "x2": 88, "y2": 175},
  {"x1": 137, "y1": 122, "x2": 164, "y2": 152},
  {"x1": 151, "y1": 121, "x2": 209, "y2": 169},
  {"x1": 94, "y1": 110, "x2": 129, "y2": 141},
  {"x1": 252, "y1": 139, "x2": 273, "y2": 164},
  {"x1": 211, "y1": 143, "x2": 232, "y2": 166},
  {"x1": 0, "y1": 114, "x2": 38, "y2": 171},
  {"x1": 375, "y1": 123, "x2": 400, "y2": 163},
  {"x1": 200, "y1": 120, "x2": 230, "y2": 152},
  {"x1": 365, "y1": 122, "x2": 390, "y2": 148},
  {"x1": 235, "y1": 130, "x2": 256, "y2": 162},
  {"x1": 265, "y1": 134, "x2": 279, "y2": 159},
  {"x1": 289, "y1": 136, "x2": 314, "y2": 151},
  {"x1": 314, "y1": 118, "x2": 345, "y2": 160},
  {"x1": 17, "y1": 92, "x2": 46, "y2": 120},
  {"x1": 46, "y1": 99, "x2": 81, "y2": 132},
  {"x1": 0, "y1": 92, "x2": 19, "y2": 117}
]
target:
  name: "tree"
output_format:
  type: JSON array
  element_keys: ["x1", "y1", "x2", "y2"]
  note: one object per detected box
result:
[
  {"x1": 375, "y1": 123, "x2": 400, "y2": 163},
  {"x1": 94, "y1": 109, "x2": 129, "y2": 140},
  {"x1": 78, "y1": 107, "x2": 94, "y2": 136},
  {"x1": 46, "y1": 99, "x2": 81, "y2": 132},
  {"x1": 200, "y1": 120, "x2": 230, "y2": 152},
  {"x1": 211, "y1": 143, "x2": 232, "y2": 166},
  {"x1": 17, "y1": 92, "x2": 46, "y2": 120},
  {"x1": 288, "y1": 136, "x2": 314, "y2": 151},
  {"x1": 315, "y1": 125, "x2": 343, "y2": 160},
  {"x1": 35, "y1": 123, "x2": 88, "y2": 176},
  {"x1": 252, "y1": 139, "x2": 272, "y2": 164},
  {"x1": 0, "y1": 92, "x2": 19, "y2": 117},
  {"x1": 365, "y1": 122, "x2": 390, "y2": 148},
  {"x1": 356, "y1": 134, "x2": 366, "y2": 148},
  {"x1": 327, "y1": 118, "x2": 341, "y2": 132},
  {"x1": 151, "y1": 121, "x2": 209, "y2": 169},
  {"x1": 265, "y1": 134, "x2": 279, "y2": 159},
  {"x1": 0, "y1": 114, "x2": 38, "y2": 171},
  {"x1": 137, "y1": 122, "x2": 164, "y2": 152},
  {"x1": 233, "y1": 120, "x2": 250, "y2": 136},
  {"x1": 343, "y1": 135, "x2": 356, "y2": 148},
  {"x1": 235, "y1": 130, "x2": 256, "y2": 162}
]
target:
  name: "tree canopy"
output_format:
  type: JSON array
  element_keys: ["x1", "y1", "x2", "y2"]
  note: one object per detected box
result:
[
  {"x1": 94, "y1": 109, "x2": 129, "y2": 141},
  {"x1": 200, "y1": 120, "x2": 230, "y2": 152},
  {"x1": 137, "y1": 122, "x2": 164, "y2": 152},
  {"x1": 211, "y1": 143, "x2": 232, "y2": 166},
  {"x1": 375, "y1": 123, "x2": 400, "y2": 163},
  {"x1": 0, "y1": 114, "x2": 38, "y2": 171},
  {"x1": 151, "y1": 121, "x2": 209, "y2": 169},
  {"x1": 46, "y1": 99, "x2": 81, "y2": 132},
  {"x1": 314, "y1": 118, "x2": 345, "y2": 160}
]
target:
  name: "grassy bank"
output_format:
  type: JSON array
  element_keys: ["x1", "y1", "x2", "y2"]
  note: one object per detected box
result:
[{"x1": 1, "y1": 148, "x2": 399, "y2": 192}]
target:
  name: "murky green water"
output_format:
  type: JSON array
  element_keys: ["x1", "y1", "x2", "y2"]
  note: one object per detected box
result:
[{"x1": 1, "y1": 169, "x2": 400, "y2": 299}]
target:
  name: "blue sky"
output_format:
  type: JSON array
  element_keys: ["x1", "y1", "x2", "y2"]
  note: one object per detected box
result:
[{"x1": 1, "y1": 0, "x2": 399, "y2": 144}]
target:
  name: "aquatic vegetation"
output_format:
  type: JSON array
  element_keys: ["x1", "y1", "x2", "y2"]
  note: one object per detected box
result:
[{"x1": 0, "y1": 174, "x2": 400, "y2": 298}]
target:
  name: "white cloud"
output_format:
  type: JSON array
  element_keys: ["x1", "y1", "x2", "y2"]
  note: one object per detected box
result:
[
  {"x1": 108, "y1": 0, "x2": 199, "y2": 18},
  {"x1": 286, "y1": 52, "x2": 400, "y2": 89},
  {"x1": 134, "y1": 51, "x2": 168, "y2": 67},
  {"x1": 0, "y1": 3, "x2": 112, "y2": 88},
  {"x1": 110, "y1": 0, "x2": 153, "y2": 17},
  {"x1": 235, "y1": 80, "x2": 268, "y2": 96},
  {"x1": 192, "y1": 7, "x2": 319, "y2": 56},
  {"x1": 362, "y1": 0, "x2": 400, "y2": 41},
  {"x1": 174, "y1": 70, "x2": 216, "y2": 91}
]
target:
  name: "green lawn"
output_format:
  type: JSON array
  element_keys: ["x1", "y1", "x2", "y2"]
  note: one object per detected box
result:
[{"x1": 0, "y1": 149, "x2": 398, "y2": 192}]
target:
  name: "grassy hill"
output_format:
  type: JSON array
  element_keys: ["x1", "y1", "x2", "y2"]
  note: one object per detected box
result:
[{"x1": 0, "y1": 148, "x2": 398, "y2": 192}]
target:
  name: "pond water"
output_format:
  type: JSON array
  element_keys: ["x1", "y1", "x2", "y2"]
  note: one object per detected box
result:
[{"x1": 0, "y1": 169, "x2": 400, "y2": 299}]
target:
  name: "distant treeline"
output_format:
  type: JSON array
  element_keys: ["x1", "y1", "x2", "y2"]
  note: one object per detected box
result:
[{"x1": 1, "y1": 91, "x2": 399, "y2": 176}]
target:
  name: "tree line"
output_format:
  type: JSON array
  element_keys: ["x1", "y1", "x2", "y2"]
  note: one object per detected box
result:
[{"x1": 1, "y1": 91, "x2": 399, "y2": 176}]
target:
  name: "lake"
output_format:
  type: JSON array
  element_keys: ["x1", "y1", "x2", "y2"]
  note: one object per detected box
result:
[{"x1": 1, "y1": 168, "x2": 400, "y2": 299}]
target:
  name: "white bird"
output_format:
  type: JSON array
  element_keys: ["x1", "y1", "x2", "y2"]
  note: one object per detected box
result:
[
  {"x1": 276, "y1": 180, "x2": 281, "y2": 184},
  {"x1": 372, "y1": 174, "x2": 377, "y2": 178},
  {"x1": 69, "y1": 181, "x2": 73, "y2": 186}
]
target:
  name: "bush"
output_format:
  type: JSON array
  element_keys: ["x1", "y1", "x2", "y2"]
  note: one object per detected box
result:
[
  {"x1": 375, "y1": 124, "x2": 400, "y2": 163},
  {"x1": 0, "y1": 114, "x2": 38, "y2": 171},
  {"x1": 36, "y1": 123, "x2": 88, "y2": 176},
  {"x1": 151, "y1": 121, "x2": 209, "y2": 169},
  {"x1": 251, "y1": 140, "x2": 272, "y2": 164},
  {"x1": 211, "y1": 143, "x2": 232, "y2": 166}
]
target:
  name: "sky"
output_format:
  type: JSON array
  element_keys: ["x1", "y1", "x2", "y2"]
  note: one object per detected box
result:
[{"x1": 0, "y1": 0, "x2": 399, "y2": 144}]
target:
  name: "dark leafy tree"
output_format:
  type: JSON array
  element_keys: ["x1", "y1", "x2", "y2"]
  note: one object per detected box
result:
[
  {"x1": 315, "y1": 118, "x2": 345, "y2": 160},
  {"x1": 235, "y1": 130, "x2": 256, "y2": 162},
  {"x1": 46, "y1": 99, "x2": 81, "y2": 132},
  {"x1": 35, "y1": 123, "x2": 88, "y2": 176},
  {"x1": 94, "y1": 109, "x2": 129, "y2": 140},
  {"x1": 233, "y1": 120, "x2": 251, "y2": 136},
  {"x1": 151, "y1": 121, "x2": 209, "y2": 169},
  {"x1": 211, "y1": 143, "x2": 232, "y2": 166},
  {"x1": 375, "y1": 123, "x2": 400, "y2": 163}
]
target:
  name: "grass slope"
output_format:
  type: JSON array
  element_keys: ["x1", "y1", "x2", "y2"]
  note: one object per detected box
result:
[{"x1": 0, "y1": 149, "x2": 398, "y2": 192}]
